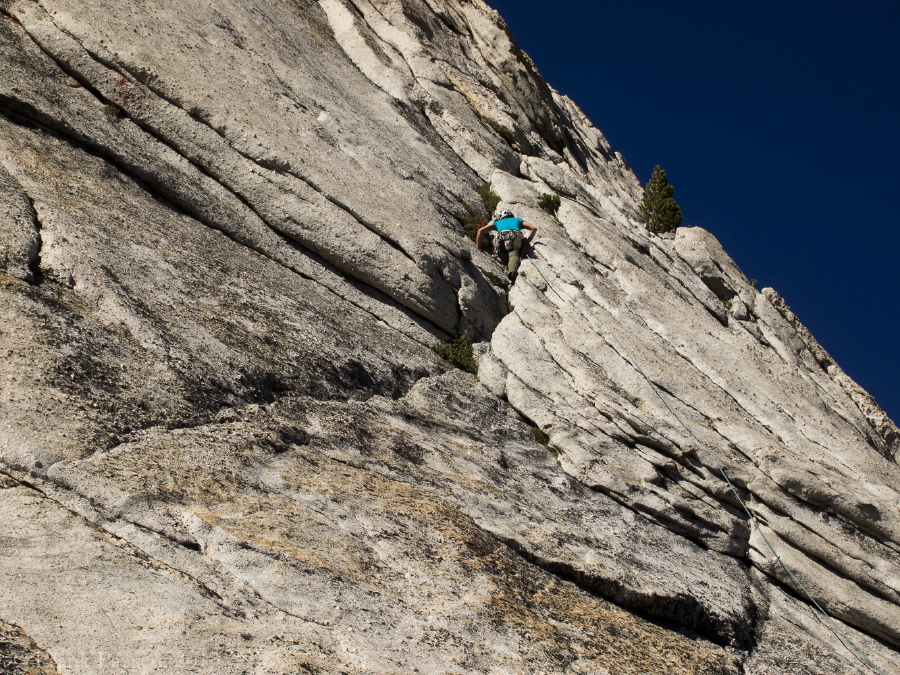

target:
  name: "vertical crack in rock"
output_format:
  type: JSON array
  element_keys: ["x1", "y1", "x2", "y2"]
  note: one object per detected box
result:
[
  {"x1": 0, "y1": 150, "x2": 42, "y2": 283},
  {"x1": 7, "y1": 176, "x2": 49, "y2": 288},
  {"x1": 22, "y1": 194, "x2": 42, "y2": 285}
]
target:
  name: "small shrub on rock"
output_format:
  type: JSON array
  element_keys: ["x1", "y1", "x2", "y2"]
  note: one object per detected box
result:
[
  {"x1": 531, "y1": 426, "x2": 550, "y2": 446},
  {"x1": 480, "y1": 268, "x2": 507, "y2": 289},
  {"x1": 432, "y1": 335, "x2": 478, "y2": 375},
  {"x1": 477, "y1": 182, "x2": 500, "y2": 216},
  {"x1": 451, "y1": 182, "x2": 499, "y2": 242},
  {"x1": 538, "y1": 193, "x2": 561, "y2": 216}
]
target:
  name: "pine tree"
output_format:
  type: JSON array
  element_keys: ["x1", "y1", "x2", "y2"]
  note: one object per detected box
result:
[{"x1": 640, "y1": 165, "x2": 682, "y2": 233}]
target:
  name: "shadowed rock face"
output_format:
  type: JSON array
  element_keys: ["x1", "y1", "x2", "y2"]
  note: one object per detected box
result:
[{"x1": 0, "y1": 1, "x2": 897, "y2": 673}]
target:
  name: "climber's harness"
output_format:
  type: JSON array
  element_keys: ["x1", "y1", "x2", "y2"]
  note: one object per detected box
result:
[
  {"x1": 497, "y1": 229, "x2": 523, "y2": 252},
  {"x1": 499, "y1": 229, "x2": 523, "y2": 250}
]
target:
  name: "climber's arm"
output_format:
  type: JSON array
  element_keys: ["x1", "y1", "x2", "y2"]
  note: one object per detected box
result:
[
  {"x1": 475, "y1": 221, "x2": 495, "y2": 252},
  {"x1": 521, "y1": 221, "x2": 537, "y2": 242}
]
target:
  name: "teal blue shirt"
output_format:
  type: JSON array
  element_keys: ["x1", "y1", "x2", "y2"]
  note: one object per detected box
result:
[{"x1": 495, "y1": 217, "x2": 524, "y2": 232}]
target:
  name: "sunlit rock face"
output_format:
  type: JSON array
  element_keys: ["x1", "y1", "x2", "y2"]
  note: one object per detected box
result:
[{"x1": 1, "y1": 1, "x2": 898, "y2": 673}]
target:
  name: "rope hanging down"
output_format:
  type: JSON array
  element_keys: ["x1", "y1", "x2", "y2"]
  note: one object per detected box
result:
[{"x1": 526, "y1": 252, "x2": 887, "y2": 675}]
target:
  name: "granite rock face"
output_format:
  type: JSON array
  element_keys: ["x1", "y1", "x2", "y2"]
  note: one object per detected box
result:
[{"x1": 0, "y1": 1, "x2": 897, "y2": 673}]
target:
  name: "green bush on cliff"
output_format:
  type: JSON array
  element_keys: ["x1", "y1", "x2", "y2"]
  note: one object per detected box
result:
[
  {"x1": 477, "y1": 182, "x2": 500, "y2": 216},
  {"x1": 451, "y1": 182, "x2": 500, "y2": 242},
  {"x1": 432, "y1": 335, "x2": 478, "y2": 375},
  {"x1": 538, "y1": 193, "x2": 561, "y2": 216}
]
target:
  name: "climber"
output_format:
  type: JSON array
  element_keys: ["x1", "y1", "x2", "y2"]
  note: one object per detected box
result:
[{"x1": 475, "y1": 209, "x2": 537, "y2": 282}]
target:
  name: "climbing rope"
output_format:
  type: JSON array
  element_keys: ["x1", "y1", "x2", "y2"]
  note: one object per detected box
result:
[{"x1": 526, "y1": 250, "x2": 887, "y2": 675}]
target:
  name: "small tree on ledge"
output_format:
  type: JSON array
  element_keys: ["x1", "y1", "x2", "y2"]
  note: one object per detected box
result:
[{"x1": 640, "y1": 165, "x2": 682, "y2": 233}]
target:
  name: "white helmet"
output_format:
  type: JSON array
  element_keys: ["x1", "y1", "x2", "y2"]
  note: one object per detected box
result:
[{"x1": 497, "y1": 209, "x2": 514, "y2": 220}]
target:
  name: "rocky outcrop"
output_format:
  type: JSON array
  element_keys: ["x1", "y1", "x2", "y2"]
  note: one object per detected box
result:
[{"x1": 1, "y1": 1, "x2": 897, "y2": 673}]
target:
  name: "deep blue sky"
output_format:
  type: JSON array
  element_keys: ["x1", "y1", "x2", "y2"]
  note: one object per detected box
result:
[{"x1": 488, "y1": 0, "x2": 899, "y2": 425}]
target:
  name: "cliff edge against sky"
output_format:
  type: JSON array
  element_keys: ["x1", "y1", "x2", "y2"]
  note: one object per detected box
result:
[{"x1": 1, "y1": 1, "x2": 898, "y2": 673}]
